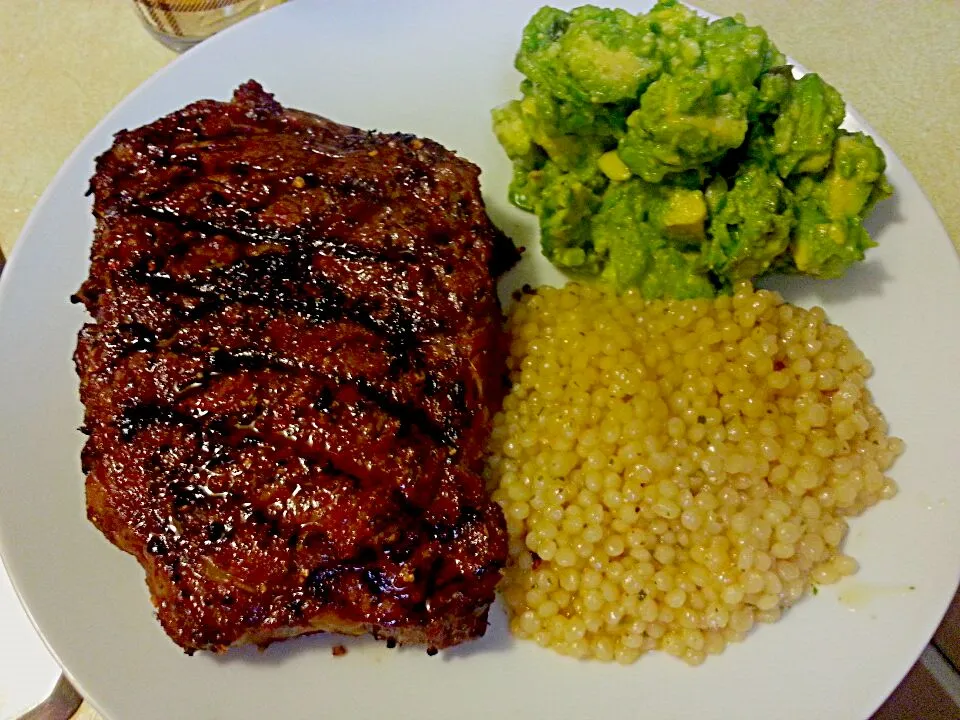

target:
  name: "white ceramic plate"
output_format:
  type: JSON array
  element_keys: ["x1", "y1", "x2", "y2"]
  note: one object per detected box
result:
[{"x1": 1, "y1": 2, "x2": 958, "y2": 719}]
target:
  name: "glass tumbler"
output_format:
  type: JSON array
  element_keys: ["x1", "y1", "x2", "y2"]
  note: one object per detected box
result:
[{"x1": 132, "y1": 0, "x2": 284, "y2": 53}]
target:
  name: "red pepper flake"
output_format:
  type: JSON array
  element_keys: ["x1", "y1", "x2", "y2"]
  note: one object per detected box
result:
[{"x1": 332, "y1": 644, "x2": 348, "y2": 657}]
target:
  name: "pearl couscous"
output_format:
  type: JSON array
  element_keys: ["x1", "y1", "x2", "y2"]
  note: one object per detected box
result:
[{"x1": 485, "y1": 282, "x2": 902, "y2": 665}]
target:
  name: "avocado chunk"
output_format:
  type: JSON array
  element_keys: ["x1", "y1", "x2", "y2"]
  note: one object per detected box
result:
[{"x1": 492, "y1": 1, "x2": 892, "y2": 298}]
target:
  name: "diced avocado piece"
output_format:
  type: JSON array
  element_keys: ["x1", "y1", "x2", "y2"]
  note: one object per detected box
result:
[
  {"x1": 660, "y1": 188, "x2": 708, "y2": 242},
  {"x1": 618, "y1": 73, "x2": 750, "y2": 182},
  {"x1": 770, "y1": 73, "x2": 845, "y2": 177},
  {"x1": 598, "y1": 150, "x2": 633, "y2": 181},
  {"x1": 706, "y1": 164, "x2": 793, "y2": 281},
  {"x1": 492, "y1": 100, "x2": 535, "y2": 163}
]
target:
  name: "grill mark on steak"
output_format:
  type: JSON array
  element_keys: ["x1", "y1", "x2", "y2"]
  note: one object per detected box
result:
[
  {"x1": 92, "y1": 391, "x2": 496, "y2": 569},
  {"x1": 79, "y1": 280, "x2": 472, "y2": 450},
  {"x1": 77, "y1": 208, "x2": 481, "y2": 361},
  {"x1": 88, "y1": 344, "x2": 461, "y2": 479},
  {"x1": 123, "y1": 200, "x2": 416, "y2": 266},
  {"x1": 85, "y1": 200, "x2": 489, "y2": 348},
  {"x1": 126, "y1": 245, "x2": 426, "y2": 338},
  {"x1": 91, "y1": 110, "x2": 489, "y2": 267},
  {"x1": 77, "y1": 210, "x2": 500, "y2": 452},
  {"x1": 88, "y1": 413, "x2": 500, "y2": 650}
]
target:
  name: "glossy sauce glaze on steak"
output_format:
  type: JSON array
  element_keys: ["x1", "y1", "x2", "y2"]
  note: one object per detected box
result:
[{"x1": 72, "y1": 81, "x2": 518, "y2": 654}]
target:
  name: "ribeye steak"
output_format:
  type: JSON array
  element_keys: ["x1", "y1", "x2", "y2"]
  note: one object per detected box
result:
[{"x1": 72, "y1": 81, "x2": 517, "y2": 653}]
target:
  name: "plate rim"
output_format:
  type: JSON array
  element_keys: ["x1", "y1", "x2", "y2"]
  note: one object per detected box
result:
[{"x1": 1, "y1": 2, "x2": 958, "y2": 719}]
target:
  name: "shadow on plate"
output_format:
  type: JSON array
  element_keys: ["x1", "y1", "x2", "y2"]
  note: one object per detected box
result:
[
  {"x1": 440, "y1": 604, "x2": 516, "y2": 661},
  {"x1": 210, "y1": 629, "x2": 383, "y2": 667},
  {"x1": 760, "y1": 258, "x2": 893, "y2": 307},
  {"x1": 483, "y1": 199, "x2": 535, "y2": 257},
  {"x1": 758, "y1": 193, "x2": 900, "y2": 307},
  {"x1": 863, "y1": 192, "x2": 904, "y2": 238},
  {"x1": 210, "y1": 607, "x2": 515, "y2": 667}
]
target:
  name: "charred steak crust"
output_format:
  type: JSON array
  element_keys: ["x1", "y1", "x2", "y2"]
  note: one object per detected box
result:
[{"x1": 73, "y1": 81, "x2": 518, "y2": 653}]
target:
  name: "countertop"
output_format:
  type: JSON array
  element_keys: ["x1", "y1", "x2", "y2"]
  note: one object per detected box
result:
[{"x1": 1, "y1": 2, "x2": 958, "y2": 719}]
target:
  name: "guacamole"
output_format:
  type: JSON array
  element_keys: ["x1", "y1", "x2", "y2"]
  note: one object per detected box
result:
[{"x1": 493, "y1": 1, "x2": 892, "y2": 297}]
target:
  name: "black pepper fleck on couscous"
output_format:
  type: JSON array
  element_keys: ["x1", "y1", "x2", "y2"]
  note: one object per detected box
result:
[{"x1": 485, "y1": 282, "x2": 902, "y2": 665}]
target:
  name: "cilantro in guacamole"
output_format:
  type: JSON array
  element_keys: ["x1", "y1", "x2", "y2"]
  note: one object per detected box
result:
[{"x1": 493, "y1": 1, "x2": 892, "y2": 298}]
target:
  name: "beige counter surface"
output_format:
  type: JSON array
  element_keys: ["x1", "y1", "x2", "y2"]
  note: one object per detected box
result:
[{"x1": 1, "y1": 2, "x2": 959, "y2": 720}]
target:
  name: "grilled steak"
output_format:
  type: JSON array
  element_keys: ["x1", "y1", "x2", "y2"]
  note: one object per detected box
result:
[{"x1": 73, "y1": 81, "x2": 517, "y2": 653}]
